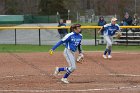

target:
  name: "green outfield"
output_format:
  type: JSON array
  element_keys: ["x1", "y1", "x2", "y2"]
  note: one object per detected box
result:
[
  {"x1": 74, "y1": 22, "x2": 99, "y2": 39},
  {"x1": 0, "y1": 44, "x2": 139, "y2": 53}
]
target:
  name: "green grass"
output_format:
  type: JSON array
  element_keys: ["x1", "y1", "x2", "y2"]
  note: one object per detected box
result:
[
  {"x1": 82, "y1": 45, "x2": 140, "y2": 52},
  {"x1": 0, "y1": 44, "x2": 139, "y2": 53},
  {"x1": 74, "y1": 23, "x2": 97, "y2": 26},
  {"x1": 82, "y1": 29, "x2": 101, "y2": 39},
  {"x1": 0, "y1": 44, "x2": 53, "y2": 52},
  {"x1": 71, "y1": 22, "x2": 99, "y2": 39}
]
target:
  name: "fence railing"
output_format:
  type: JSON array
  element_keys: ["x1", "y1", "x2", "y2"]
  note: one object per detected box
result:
[
  {"x1": 0, "y1": 26, "x2": 140, "y2": 46},
  {"x1": 1, "y1": 26, "x2": 140, "y2": 29}
]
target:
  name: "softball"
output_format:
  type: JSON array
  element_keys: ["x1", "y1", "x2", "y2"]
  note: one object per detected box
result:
[{"x1": 49, "y1": 49, "x2": 53, "y2": 55}]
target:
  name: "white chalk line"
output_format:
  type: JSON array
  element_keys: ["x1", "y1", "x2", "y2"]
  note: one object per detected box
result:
[
  {"x1": 0, "y1": 73, "x2": 140, "y2": 79},
  {"x1": 85, "y1": 51, "x2": 140, "y2": 55},
  {"x1": 57, "y1": 73, "x2": 140, "y2": 77},
  {"x1": 0, "y1": 74, "x2": 140, "y2": 92},
  {"x1": 0, "y1": 85, "x2": 140, "y2": 92}
]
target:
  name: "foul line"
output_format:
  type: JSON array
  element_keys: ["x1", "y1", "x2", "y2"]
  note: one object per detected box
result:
[
  {"x1": 58, "y1": 73, "x2": 140, "y2": 77},
  {"x1": 0, "y1": 73, "x2": 140, "y2": 79},
  {"x1": 86, "y1": 51, "x2": 140, "y2": 55},
  {"x1": 0, "y1": 85, "x2": 140, "y2": 92}
]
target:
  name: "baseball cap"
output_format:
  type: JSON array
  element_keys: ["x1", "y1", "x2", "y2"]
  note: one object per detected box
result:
[{"x1": 111, "y1": 17, "x2": 117, "y2": 22}]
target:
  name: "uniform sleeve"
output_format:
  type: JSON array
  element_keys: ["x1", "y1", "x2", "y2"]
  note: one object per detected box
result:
[
  {"x1": 52, "y1": 32, "x2": 72, "y2": 50},
  {"x1": 61, "y1": 33, "x2": 72, "y2": 42},
  {"x1": 102, "y1": 24, "x2": 108, "y2": 31},
  {"x1": 78, "y1": 34, "x2": 83, "y2": 53},
  {"x1": 52, "y1": 40, "x2": 64, "y2": 50},
  {"x1": 78, "y1": 43, "x2": 82, "y2": 54},
  {"x1": 116, "y1": 24, "x2": 121, "y2": 32},
  {"x1": 103, "y1": 24, "x2": 108, "y2": 28}
]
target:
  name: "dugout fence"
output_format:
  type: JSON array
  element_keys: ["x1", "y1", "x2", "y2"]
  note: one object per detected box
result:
[
  {"x1": 0, "y1": 26, "x2": 140, "y2": 46},
  {"x1": 0, "y1": 15, "x2": 59, "y2": 24}
]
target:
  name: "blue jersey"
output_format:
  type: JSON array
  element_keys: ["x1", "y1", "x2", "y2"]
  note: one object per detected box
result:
[
  {"x1": 52, "y1": 32, "x2": 82, "y2": 52},
  {"x1": 103, "y1": 23, "x2": 120, "y2": 36}
]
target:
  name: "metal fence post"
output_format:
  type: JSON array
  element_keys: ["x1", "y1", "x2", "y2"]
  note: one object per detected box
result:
[
  {"x1": 95, "y1": 28, "x2": 97, "y2": 46},
  {"x1": 39, "y1": 29, "x2": 41, "y2": 46},
  {"x1": 126, "y1": 28, "x2": 128, "y2": 46},
  {"x1": 15, "y1": 29, "x2": 17, "y2": 45}
]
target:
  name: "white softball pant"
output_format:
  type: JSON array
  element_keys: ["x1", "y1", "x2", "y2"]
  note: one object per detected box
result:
[
  {"x1": 63, "y1": 48, "x2": 76, "y2": 72},
  {"x1": 104, "y1": 35, "x2": 113, "y2": 49}
]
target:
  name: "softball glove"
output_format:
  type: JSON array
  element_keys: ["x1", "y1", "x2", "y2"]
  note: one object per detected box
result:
[
  {"x1": 76, "y1": 53, "x2": 84, "y2": 63},
  {"x1": 116, "y1": 32, "x2": 122, "y2": 39}
]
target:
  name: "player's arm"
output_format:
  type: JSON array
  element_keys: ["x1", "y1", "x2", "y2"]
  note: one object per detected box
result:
[
  {"x1": 77, "y1": 43, "x2": 84, "y2": 63},
  {"x1": 53, "y1": 33, "x2": 71, "y2": 50},
  {"x1": 49, "y1": 40, "x2": 64, "y2": 55},
  {"x1": 98, "y1": 24, "x2": 109, "y2": 34},
  {"x1": 51, "y1": 40, "x2": 64, "y2": 51},
  {"x1": 77, "y1": 37, "x2": 84, "y2": 63},
  {"x1": 98, "y1": 26, "x2": 103, "y2": 34},
  {"x1": 78, "y1": 34, "x2": 83, "y2": 54},
  {"x1": 115, "y1": 25, "x2": 122, "y2": 38},
  {"x1": 78, "y1": 43, "x2": 82, "y2": 54},
  {"x1": 49, "y1": 33, "x2": 71, "y2": 55},
  {"x1": 116, "y1": 25, "x2": 122, "y2": 34}
]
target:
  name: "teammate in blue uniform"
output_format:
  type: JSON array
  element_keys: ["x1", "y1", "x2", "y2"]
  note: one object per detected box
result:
[
  {"x1": 70, "y1": 24, "x2": 83, "y2": 55},
  {"x1": 49, "y1": 24, "x2": 82, "y2": 84},
  {"x1": 98, "y1": 18, "x2": 121, "y2": 59}
]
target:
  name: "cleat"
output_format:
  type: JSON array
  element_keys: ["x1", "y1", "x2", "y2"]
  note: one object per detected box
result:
[
  {"x1": 103, "y1": 55, "x2": 107, "y2": 59},
  {"x1": 108, "y1": 55, "x2": 112, "y2": 59},
  {"x1": 61, "y1": 78, "x2": 69, "y2": 84},
  {"x1": 53, "y1": 67, "x2": 59, "y2": 76}
]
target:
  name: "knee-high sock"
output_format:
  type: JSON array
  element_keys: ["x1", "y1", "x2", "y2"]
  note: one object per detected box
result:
[
  {"x1": 104, "y1": 49, "x2": 108, "y2": 55},
  {"x1": 108, "y1": 49, "x2": 111, "y2": 55},
  {"x1": 63, "y1": 68, "x2": 71, "y2": 78},
  {"x1": 58, "y1": 67, "x2": 66, "y2": 72}
]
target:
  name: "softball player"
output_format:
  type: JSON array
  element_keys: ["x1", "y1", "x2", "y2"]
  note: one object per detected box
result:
[
  {"x1": 70, "y1": 24, "x2": 83, "y2": 55},
  {"x1": 98, "y1": 17, "x2": 121, "y2": 59},
  {"x1": 49, "y1": 24, "x2": 82, "y2": 84}
]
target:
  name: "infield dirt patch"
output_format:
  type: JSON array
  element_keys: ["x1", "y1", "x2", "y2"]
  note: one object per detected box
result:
[{"x1": 0, "y1": 51, "x2": 140, "y2": 93}]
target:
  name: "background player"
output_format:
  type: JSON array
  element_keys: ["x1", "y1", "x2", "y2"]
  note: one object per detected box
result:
[
  {"x1": 58, "y1": 19, "x2": 68, "y2": 39},
  {"x1": 49, "y1": 24, "x2": 83, "y2": 84},
  {"x1": 98, "y1": 17, "x2": 121, "y2": 59},
  {"x1": 98, "y1": 16, "x2": 106, "y2": 44}
]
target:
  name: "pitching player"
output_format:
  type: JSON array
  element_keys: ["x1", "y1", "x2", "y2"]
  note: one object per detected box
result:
[
  {"x1": 70, "y1": 24, "x2": 83, "y2": 57},
  {"x1": 49, "y1": 24, "x2": 83, "y2": 84},
  {"x1": 98, "y1": 17, "x2": 121, "y2": 59}
]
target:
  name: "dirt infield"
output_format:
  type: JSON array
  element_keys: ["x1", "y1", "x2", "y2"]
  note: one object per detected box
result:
[{"x1": 0, "y1": 51, "x2": 140, "y2": 93}]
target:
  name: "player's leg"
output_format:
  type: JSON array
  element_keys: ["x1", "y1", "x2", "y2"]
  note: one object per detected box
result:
[
  {"x1": 107, "y1": 36, "x2": 113, "y2": 58},
  {"x1": 63, "y1": 48, "x2": 76, "y2": 77},
  {"x1": 61, "y1": 48, "x2": 76, "y2": 83},
  {"x1": 103, "y1": 36, "x2": 109, "y2": 58},
  {"x1": 53, "y1": 49, "x2": 68, "y2": 76},
  {"x1": 103, "y1": 36, "x2": 112, "y2": 58},
  {"x1": 106, "y1": 36, "x2": 112, "y2": 58},
  {"x1": 53, "y1": 66, "x2": 67, "y2": 76}
]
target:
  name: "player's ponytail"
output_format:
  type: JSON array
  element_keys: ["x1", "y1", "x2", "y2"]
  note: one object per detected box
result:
[{"x1": 70, "y1": 25, "x2": 75, "y2": 32}]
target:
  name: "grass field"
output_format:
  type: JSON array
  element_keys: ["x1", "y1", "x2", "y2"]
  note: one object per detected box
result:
[
  {"x1": 0, "y1": 44, "x2": 140, "y2": 52},
  {"x1": 69, "y1": 22, "x2": 99, "y2": 39}
]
